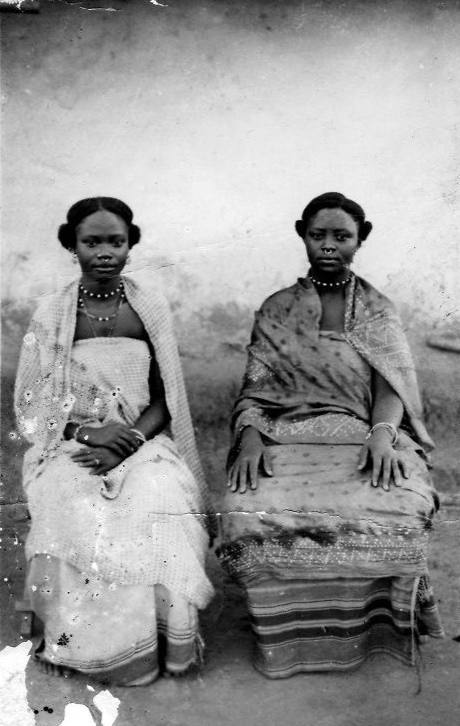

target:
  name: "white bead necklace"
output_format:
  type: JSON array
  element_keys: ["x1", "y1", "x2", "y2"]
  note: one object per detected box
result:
[
  {"x1": 78, "y1": 281, "x2": 125, "y2": 324},
  {"x1": 310, "y1": 275, "x2": 352, "y2": 289},
  {"x1": 79, "y1": 281, "x2": 123, "y2": 299}
]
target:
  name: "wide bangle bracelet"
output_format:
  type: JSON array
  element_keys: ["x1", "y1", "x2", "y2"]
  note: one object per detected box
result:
[
  {"x1": 130, "y1": 428, "x2": 147, "y2": 444},
  {"x1": 366, "y1": 422, "x2": 398, "y2": 446}
]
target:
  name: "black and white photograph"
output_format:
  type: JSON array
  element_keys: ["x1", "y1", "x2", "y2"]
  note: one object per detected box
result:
[{"x1": 1, "y1": 1, "x2": 459, "y2": 724}]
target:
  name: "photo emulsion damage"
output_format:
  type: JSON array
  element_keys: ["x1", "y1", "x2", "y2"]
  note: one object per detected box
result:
[{"x1": 1, "y1": 2, "x2": 459, "y2": 725}]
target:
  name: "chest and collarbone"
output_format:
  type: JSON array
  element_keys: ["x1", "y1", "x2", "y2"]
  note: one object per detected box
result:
[
  {"x1": 74, "y1": 295, "x2": 148, "y2": 342},
  {"x1": 316, "y1": 288, "x2": 347, "y2": 332}
]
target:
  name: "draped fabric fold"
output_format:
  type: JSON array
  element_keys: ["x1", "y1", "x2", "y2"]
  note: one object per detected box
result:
[
  {"x1": 15, "y1": 276, "x2": 214, "y2": 683},
  {"x1": 14, "y1": 275, "x2": 213, "y2": 525},
  {"x1": 231, "y1": 274, "x2": 433, "y2": 453}
]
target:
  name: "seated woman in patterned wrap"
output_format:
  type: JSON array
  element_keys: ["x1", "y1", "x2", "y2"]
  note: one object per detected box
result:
[
  {"x1": 220, "y1": 192, "x2": 443, "y2": 679},
  {"x1": 15, "y1": 197, "x2": 215, "y2": 685}
]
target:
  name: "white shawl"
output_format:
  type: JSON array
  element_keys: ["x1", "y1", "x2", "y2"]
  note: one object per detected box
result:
[{"x1": 14, "y1": 275, "x2": 213, "y2": 521}]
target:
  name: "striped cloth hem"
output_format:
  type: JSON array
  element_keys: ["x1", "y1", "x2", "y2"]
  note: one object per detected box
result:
[{"x1": 240, "y1": 575, "x2": 441, "y2": 678}]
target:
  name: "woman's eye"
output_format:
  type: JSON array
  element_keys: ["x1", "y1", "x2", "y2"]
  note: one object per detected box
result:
[{"x1": 309, "y1": 232, "x2": 323, "y2": 241}]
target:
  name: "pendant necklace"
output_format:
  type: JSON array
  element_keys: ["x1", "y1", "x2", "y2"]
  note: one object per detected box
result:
[{"x1": 78, "y1": 281, "x2": 125, "y2": 336}]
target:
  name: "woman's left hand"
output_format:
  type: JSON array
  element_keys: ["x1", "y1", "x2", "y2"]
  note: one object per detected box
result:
[
  {"x1": 70, "y1": 446, "x2": 124, "y2": 476},
  {"x1": 357, "y1": 430, "x2": 409, "y2": 491}
]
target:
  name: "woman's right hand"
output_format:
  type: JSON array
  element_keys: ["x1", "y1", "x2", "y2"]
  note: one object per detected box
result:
[
  {"x1": 227, "y1": 427, "x2": 273, "y2": 493},
  {"x1": 76, "y1": 423, "x2": 141, "y2": 458}
]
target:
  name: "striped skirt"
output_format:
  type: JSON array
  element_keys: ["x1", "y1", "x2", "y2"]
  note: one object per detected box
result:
[
  {"x1": 245, "y1": 575, "x2": 440, "y2": 679},
  {"x1": 27, "y1": 555, "x2": 201, "y2": 685},
  {"x1": 220, "y1": 442, "x2": 444, "y2": 677}
]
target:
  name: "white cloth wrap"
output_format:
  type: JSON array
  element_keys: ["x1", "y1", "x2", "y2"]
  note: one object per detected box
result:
[
  {"x1": 25, "y1": 433, "x2": 214, "y2": 608},
  {"x1": 14, "y1": 275, "x2": 212, "y2": 519},
  {"x1": 14, "y1": 278, "x2": 215, "y2": 609}
]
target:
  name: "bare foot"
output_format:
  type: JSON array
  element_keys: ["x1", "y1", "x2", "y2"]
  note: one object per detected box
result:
[
  {"x1": 35, "y1": 656, "x2": 72, "y2": 678},
  {"x1": 163, "y1": 662, "x2": 201, "y2": 679}
]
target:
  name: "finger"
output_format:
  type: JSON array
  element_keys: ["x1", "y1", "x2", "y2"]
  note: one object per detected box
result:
[
  {"x1": 357, "y1": 446, "x2": 368, "y2": 470},
  {"x1": 106, "y1": 437, "x2": 133, "y2": 456},
  {"x1": 262, "y1": 451, "x2": 273, "y2": 477},
  {"x1": 71, "y1": 452, "x2": 96, "y2": 462},
  {"x1": 107, "y1": 442, "x2": 129, "y2": 457},
  {"x1": 226, "y1": 463, "x2": 234, "y2": 487},
  {"x1": 399, "y1": 459, "x2": 409, "y2": 479},
  {"x1": 392, "y1": 460, "x2": 403, "y2": 488},
  {"x1": 70, "y1": 449, "x2": 92, "y2": 459},
  {"x1": 117, "y1": 432, "x2": 140, "y2": 449},
  {"x1": 239, "y1": 461, "x2": 249, "y2": 495},
  {"x1": 230, "y1": 463, "x2": 240, "y2": 493},
  {"x1": 95, "y1": 466, "x2": 110, "y2": 476},
  {"x1": 371, "y1": 456, "x2": 382, "y2": 487},
  {"x1": 381, "y1": 456, "x2": 392, "y2": 491},
  {"x1": 248, "y1": 458, "x2": 259, "y2": 490}
]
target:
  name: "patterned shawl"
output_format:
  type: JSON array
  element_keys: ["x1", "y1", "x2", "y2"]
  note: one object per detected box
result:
[
  {"x1": 14, "y1": 275, "x2": 213, "y2": 520},
  {"x1": 233, "y1": 274, "x2": 434, "y2": 452}
]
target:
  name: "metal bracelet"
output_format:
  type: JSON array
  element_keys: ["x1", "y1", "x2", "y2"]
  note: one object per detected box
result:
[
  {"x1": 130, "y1": 427, "x2": 147, "y2": 444},
  {"x1": 365, "y1": 422, "x2": 398, "y2": 446}
]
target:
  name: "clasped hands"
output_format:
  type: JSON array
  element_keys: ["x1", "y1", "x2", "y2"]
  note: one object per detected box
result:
[
  {"x1": 70, "y1": 422, "x2": 142, "y2": 476},
  {"x1": 227, "y1": 426, "x2": 409, "y2": 493}
]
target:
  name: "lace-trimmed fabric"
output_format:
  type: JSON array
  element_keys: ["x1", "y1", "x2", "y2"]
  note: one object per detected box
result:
[{"x1": 14, "y1": 275, "x2": 213, "y2": 527}]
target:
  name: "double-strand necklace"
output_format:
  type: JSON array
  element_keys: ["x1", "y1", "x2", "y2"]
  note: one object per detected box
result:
[
  {"x1": 78, "y1": 280, "x2": 125, "y2": 336},
  {"x1": 310, "y1": 273, "x2": 352, "y2": 289}
]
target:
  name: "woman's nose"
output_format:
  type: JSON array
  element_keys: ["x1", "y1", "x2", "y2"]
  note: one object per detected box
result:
[{"x1": 97, "y1": 247, "x2": 113, "y2": 259}]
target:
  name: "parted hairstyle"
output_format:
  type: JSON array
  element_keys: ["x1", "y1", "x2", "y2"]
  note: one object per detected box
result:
[
  {"x1": 295, "y1": 192, "x2": 373, "y2": 242},
  {"x1": 58, "y1": 197, "x2": 141, "y2": 251}
]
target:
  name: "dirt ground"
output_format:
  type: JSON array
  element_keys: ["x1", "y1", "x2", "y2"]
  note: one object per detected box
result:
[
  {"x1": 1, "y1": 504, "x2": 459, "y2": 726},
  {"x1": 2, "y1": 454, "x2": 459, "y2": 726},
  {"x1": 1, "y1": 327, "x2": 460, "y2": 725}
]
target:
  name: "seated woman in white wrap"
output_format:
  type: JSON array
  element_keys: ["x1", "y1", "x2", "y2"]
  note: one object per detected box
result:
[{"x1": 15, "y1": 197, "x2": 214, "y2": 685}]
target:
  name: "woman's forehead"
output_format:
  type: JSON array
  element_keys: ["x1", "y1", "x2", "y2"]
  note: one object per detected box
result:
[
  {"x1": 308, "y1": 207, "x2": 358, "y2": 230},
  {"x1": 77, "y1": 210, "x2": 128, "y2": 234}
]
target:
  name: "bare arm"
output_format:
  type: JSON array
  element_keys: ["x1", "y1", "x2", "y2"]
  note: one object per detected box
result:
[
  {"x1": 371, "y1": 372, "x2": 404, "y2": 428},
  {"x1": 358, "y1": 371, "x2": 408, "y2": 490},
  {"x1": 227, "y1": 426, "x2": 273, "y2": 493},
  {"x1": 131, "y1": 397, "x2": 170, "y2": 441},
  {"x1": 131, "y1": 352, "x2": 170, "y2": 439}
]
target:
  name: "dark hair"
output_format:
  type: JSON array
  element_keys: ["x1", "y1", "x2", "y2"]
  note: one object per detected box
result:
[
  {"x1": 58, "y1": 197, "x2": 141, "y2": 251},
  {"x1": 295, "y1": 192, "x2": 373, "y2": 242}
]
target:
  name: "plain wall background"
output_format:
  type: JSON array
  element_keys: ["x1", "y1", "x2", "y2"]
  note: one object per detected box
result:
[{"x1": 2, "y1": 0, "x2": 460, "y2": 332}]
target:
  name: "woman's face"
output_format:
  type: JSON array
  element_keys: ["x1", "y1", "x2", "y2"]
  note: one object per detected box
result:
[
  {"x1": 304, "y1": 208, "x2": 360, "y2": 275},
  {"x1": 75, "y1": 210, "x2": 130, "y2": 283}
]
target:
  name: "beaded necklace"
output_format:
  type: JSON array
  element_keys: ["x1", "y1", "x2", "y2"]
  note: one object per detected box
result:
[
  {"x1": 310, "y1": 274, "x2": 352, "y2": 289},
  {"x1": 77, "y1": 280, "x2": 126, "y2": 335}
]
